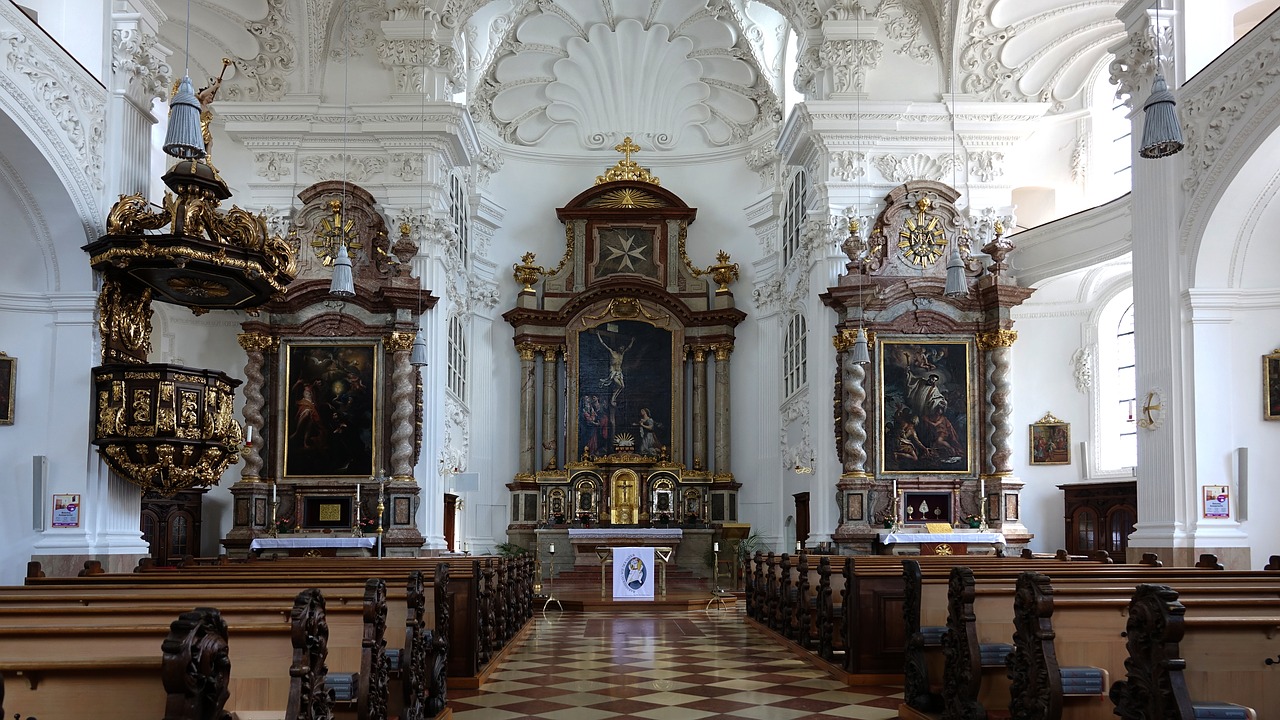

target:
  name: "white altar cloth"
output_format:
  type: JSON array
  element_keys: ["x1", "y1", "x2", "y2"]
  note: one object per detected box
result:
[
  {"x1": 567, "y1": 528, "x2": 683, "y2": 540},
  {"x1": 250, "y1": 537, "x2": 377, "y2": 550},
  {"x1": 878, "y1": 531, "x2": 1005, "y2": 545}
]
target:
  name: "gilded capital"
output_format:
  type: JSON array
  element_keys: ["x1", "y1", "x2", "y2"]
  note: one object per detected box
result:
[
  {"x1": 385, "y1": 331, "x2": 415, "y2": 352},
  {"x1": 712, "y1": 343, "x2": 733, "y2": 361},
  {"x1": 691, "y1": 346, "x2": 708, "y2": 363},
  {"x1": 539, "y1": 345, "x2": 560, "y2": 361},
  {"x1": 237, "y1": 333, "x2": 278, "y2": 352},
  {"x1": 517, "y1": 343, "x2": 537, "y2": 362},
  {"x1": 832, "y1": 329, "x2": 857, "y2": 352},
  {"x1": 977, "y1": 329, "x2": 1018, "y2": 350}
]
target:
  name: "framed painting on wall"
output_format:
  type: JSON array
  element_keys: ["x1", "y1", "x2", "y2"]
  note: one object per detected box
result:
[
  {"x1": 572, "y1": 318, "x2": 674, "y2": 460},
  {"x1": 1029, "y1": 412, "x2": 1070, "y2": 465},
  {"x1": 283, "y1": 342, "x2": 378, "y2": 477},
  {"x1": 1264, "y1": 349, "x2": 1280, "y2": 420},
  {"x1": 878, "y1": 337, "x2": 975, "y2": 475}
]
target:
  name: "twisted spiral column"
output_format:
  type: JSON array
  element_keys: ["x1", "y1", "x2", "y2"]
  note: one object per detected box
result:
[
  {"x1": 841, "y1": 352, "x2": 868, "y2": 476},
  {"x1": 387, "y1": 332, "x2": 416, "y2": 481},
  {"x1": 712, "y1": 344, "x2": 733, "y2": 477},
  {"x1": 236, "y1": 333, "x2": 276, "y2": 481},
  {"x1": 978, "y1": 330, "x2": 1017, "y2": 475}
]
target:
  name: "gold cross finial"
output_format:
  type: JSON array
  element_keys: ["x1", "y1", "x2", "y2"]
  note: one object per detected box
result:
[{"x1": 615, "y1": 136, "x2": 641, "y2": 163}]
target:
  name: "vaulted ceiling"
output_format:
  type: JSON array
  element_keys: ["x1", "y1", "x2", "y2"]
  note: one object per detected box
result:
[{"x1": 157, "y1": 0, "x2": 1128, "y2": 154}]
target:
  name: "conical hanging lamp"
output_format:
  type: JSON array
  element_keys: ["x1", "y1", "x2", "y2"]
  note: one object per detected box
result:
[
  {"x1": 944, "y1": 245, "x2": 968, "y2": 297},
  {"x1": 850, "y1": 327, "x2": 870, "y2": 365},
  {"x1": 162, "y1": 0, "x2": 205, "y2": 159},
  {"x1": 1138, "y1": 72, "x2": 1185, "y2": 158},
  {"x1": 410, "y1": 329, "x2": 429, "y2": 367},
  {"x1": 329, "y1": 240, "x2": 355, "y2": 297}
]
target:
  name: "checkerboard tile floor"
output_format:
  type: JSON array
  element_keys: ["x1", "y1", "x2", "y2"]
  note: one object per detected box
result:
[{"x1": 451, "y1": 609, "x2": 902, "y2": 719}]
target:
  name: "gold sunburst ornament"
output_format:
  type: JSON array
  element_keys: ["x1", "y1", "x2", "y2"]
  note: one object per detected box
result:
[
  {"x1": 312, "y1": 199, "x2": 362, "y2": 266},
  {"x1": 590, "y1": 188, "x2": 666, "y2": 208}
]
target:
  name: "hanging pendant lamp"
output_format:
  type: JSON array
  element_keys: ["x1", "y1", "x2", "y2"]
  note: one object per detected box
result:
[
  {"x1": 1138, "y1": 72, "x2": 1185, "y2": 159},
  {"x1": 410, "y1": 329, "x2": 429, "y2": 367},
  {"x1": 330, "y1": 241, "x2": 355, "y2": 297},
  {"x1": 163, "y1": 76, "x2": 206, "y2": 159},
  {"x1": 944, "y1": 245, "x2": 968, "y2": 298}
]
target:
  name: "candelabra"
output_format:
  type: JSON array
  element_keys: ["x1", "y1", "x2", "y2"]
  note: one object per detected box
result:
[
  {"x1": 542, "y1": 543, "x2": 562, "y2": 612},
  {"x1": 706, "y1": 541, "x2": 731, "y2": 610},
  {"x1": 376, "y1": 479, "x2": 386, "y2": 558},
  {"x1": 267, "y1": 498, "x2": 279, "y2": 538}
]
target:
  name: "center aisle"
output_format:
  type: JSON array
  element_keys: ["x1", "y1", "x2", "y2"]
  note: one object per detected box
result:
[{"x1": 451, "y1": 608, "x2": 901, "y2": 719}]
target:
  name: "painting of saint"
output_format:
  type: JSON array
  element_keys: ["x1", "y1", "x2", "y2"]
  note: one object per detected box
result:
[
  {"x1": 284, "y1": 344, "x2": 377, "y2": 477},
  {"x1": 575, "y1": 320, "x2": 672, "y2": 458},
  {"x1": 879, "y1": 339, "x2": 973, "y2": 474}
]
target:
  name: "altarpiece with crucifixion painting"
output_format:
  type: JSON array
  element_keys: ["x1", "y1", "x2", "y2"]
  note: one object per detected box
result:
[{"x1": 504, "y1": 139, "x2": 746, "y2": 571}]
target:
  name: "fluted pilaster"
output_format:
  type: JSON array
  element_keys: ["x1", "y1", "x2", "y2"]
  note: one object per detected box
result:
[
  {"x1": 386, "y1": 332, "x2": 416, "y2": 481},
  {"x1": 517, "y1": 344, "x2": 537, "y2": 476},
  {"x1": 540, "y1": 345, "x2": 559, "y2": 469},
  {"x1": 713, "y1": 343, "x2": 733, "y2": 476},
  {"x1": 691, "y1": 346, "x2": 708, "y2": 470}
]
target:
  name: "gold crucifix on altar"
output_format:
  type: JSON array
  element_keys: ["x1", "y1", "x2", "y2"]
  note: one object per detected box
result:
[{"x1": 594, "y1": 136, "x2": 662, "y2": 186}]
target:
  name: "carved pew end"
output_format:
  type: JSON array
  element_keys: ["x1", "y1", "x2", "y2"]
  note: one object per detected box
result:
[{"x1": 1196, "y1": 553, "x2": 1225, "y2": 570}]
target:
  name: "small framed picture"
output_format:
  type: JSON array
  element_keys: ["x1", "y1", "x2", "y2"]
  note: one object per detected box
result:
[
  {"x1": 1264, "y1": 350, "x2": 1280, "y2": 420},
  {"x1": 1029, "y1": 412, "x2": 1070, "y2": 465},
  {"x1": 0, "y1": 352, "x2": 14, "y2": 425},
  {"x1": 52, "y1": 493, "x2": 81, "y2": 528}
]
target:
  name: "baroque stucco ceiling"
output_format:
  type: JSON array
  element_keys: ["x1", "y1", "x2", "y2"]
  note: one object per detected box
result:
[{"x1": 155, "y1": 0, "x2": 1128, "y2": 153}]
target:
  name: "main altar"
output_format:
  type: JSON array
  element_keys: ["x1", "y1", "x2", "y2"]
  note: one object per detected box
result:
[{"x1": 504, "y1": 140, "x2": 747, "y2": 573}]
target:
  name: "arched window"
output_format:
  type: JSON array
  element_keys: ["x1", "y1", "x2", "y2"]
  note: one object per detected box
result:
[
  {"x1": 784, "y1": 313, "x2": 807, "y2": 398},
  {"x1": 781, "y1": 169, "x2": 808, "y2": 268},
  {"x1": 447, "y1": 315, "x2": 467, "y2": 401},
  {"x1": 449, "y1": 174, "x2": 470, "y2": 267},
  {"x1": 1094, "y1": 288, "x2": 1136, "y2": 472},
  {"x1": 1114, "y1": 303, "x2": 1137, "y2": 468}
]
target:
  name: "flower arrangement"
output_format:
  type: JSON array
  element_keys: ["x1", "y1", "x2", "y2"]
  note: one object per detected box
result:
[
  {"x1": 275, "y1": 516, "x2": 296, "y2": 533},
  {"x1": 963, "y1": 514, "x2": 983, "y2": 528},
  {"x1": 359, "y1": 516, "x2": 378, "y2": 533}
]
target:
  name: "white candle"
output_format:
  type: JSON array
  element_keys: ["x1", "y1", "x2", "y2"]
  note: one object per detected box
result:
[
  {"x1": 245, "y1": 425, "x2": 252, "y2": 445},
  {"x1": 892, "y1": 479, "x2": 898, "y2": 497},
  {"x1": 713, "y1": 542, "x2": 720, "y2": 552},
  {"x1": 549, "y1": 543, "x2": 555, "y2": 554},
  {"x1": 796, "y1": 541, "x2": 802, "y2": 552},
  {"x1": 356, "y1": 483, "x2": 361, "y2": 505},
  {"x1": 271, "y1": 482, "x2": 277, "y2": 503}
]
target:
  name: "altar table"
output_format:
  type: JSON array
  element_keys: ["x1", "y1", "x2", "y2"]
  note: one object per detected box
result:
[
  {"x1": 248, "y1": 536, "x2": 377, "y2": 557},
  {"x1": 876, "y1": 530, "x2": 1006, "y2": 556}
]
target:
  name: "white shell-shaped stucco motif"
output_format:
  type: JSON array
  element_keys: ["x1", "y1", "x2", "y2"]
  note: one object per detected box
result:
[
  {"x1": 543, "y1": 21, "x2": 710, "y2": 149},
  {"x1": 480, "y1": 1, "x2": 772, "y2": 150}
]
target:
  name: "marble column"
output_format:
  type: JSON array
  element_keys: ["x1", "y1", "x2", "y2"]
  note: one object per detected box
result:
[
  {"x1": 236, "y1": 333, "x2": 277, "y2": 481},
  {"x1": 517, "y1": 344, "x2": 537, "y2": 476},
  {"x1": 713, "y1": 343, "x2": 733, "y2": 476},
  {"x1": 977, "y1": 330, "x2": 1017, "y2": 476},
  {"x1": 691, "y1": 346, "x2": 708, "y2": 470},
  {"x1": 540, "y1": 345, "x2": 559, "y2": 470},
  {"x1": 836, "y1": 332, "x2": 869, "y2": 477},
  {"x1": 386, "y1": 331, "x2": 416, "y2": 481}
]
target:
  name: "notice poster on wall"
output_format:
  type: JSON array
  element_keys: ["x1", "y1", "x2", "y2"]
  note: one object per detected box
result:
[
  {"x1": 1202, "y1": 485, "x2": 1230, "y2": 518},
  {"x1": 52, "y1": 493, "x2": 80, "y2": 528}
]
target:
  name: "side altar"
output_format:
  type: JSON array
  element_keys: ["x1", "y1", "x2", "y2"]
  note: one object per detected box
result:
[{"x1": 504, "y1": 140, "x2": 746, "y2": 575}]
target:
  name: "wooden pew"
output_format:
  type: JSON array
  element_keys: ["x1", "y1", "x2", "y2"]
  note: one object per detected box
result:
[
  {"x1": 0, "y1": 574, "x2": 444, "y2": 717},
  {"x1": 23, "y1": 554, "x2": 532, "y2": 683},
  {"x1": 932, "y1": 565, "x2": 1280, "y2": 719}
]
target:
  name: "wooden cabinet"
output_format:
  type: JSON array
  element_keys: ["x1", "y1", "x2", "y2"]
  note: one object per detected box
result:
[
  {"x1": 1059, "y1": 481, "x2": 1136, "y2": 558},
  {"x1": 140, "y1": 489, "x2": 207, "y2": 564}
]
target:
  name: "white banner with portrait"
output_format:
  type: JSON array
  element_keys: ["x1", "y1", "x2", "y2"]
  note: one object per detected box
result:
[{"x1": 612, "y1": 546, "x2": 655, "y2": 599}]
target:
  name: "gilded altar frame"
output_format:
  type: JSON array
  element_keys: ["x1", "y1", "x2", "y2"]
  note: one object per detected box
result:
[
  {"x1": 280, "y1": 339, "x2": 381, "y2": 478},
  {"x1": 876, "y1": 336, "x2": 977, "y2": 476}
]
